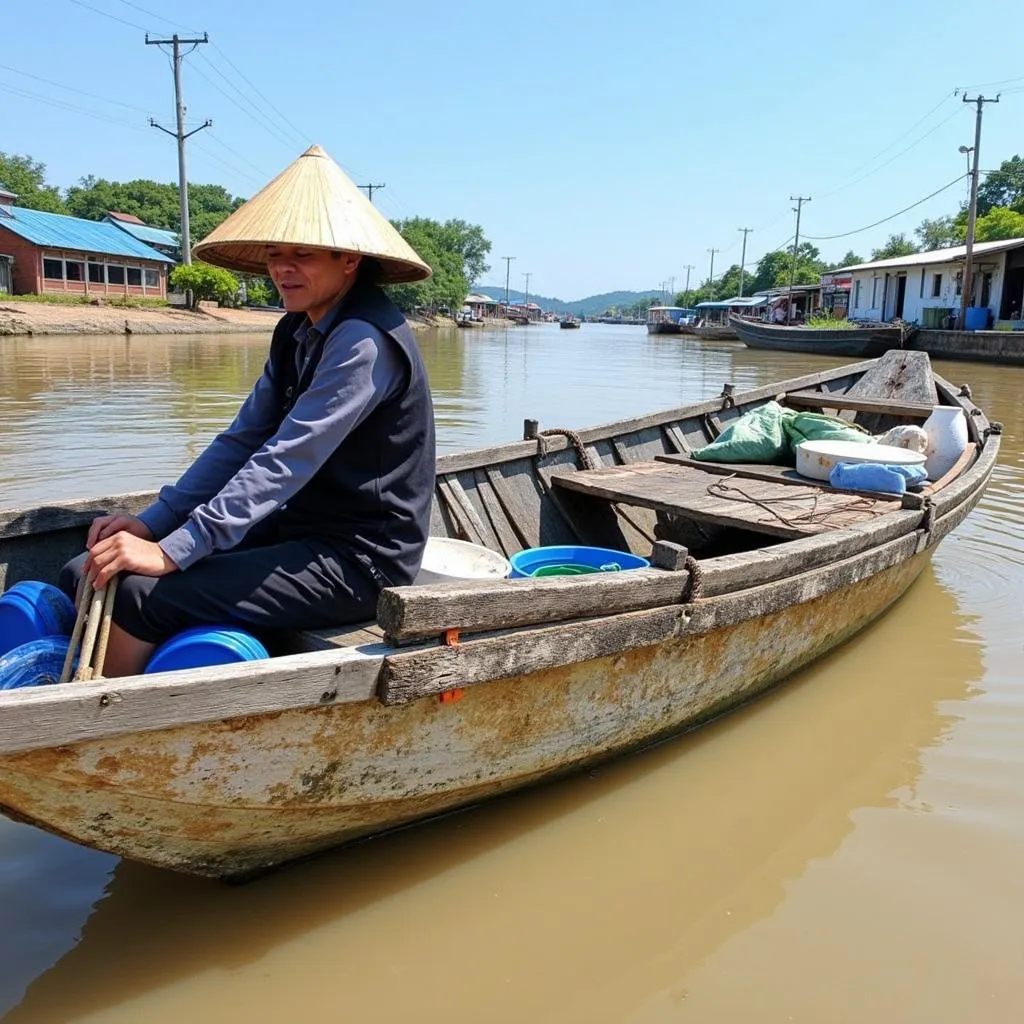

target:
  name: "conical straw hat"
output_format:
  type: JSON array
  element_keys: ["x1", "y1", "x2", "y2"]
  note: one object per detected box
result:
[{"x1": 193, "y1": 145, "x2": 431, "y2": 284}]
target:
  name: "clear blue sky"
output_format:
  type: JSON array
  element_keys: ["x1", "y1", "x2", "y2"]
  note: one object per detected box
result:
[{"x1": 5, "y1": 0, "x2": 1022, "y2": 299}]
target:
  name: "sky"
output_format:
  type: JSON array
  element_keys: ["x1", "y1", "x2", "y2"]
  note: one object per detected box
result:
[{"x1": 4, "y1": 0, "x2": 1023, "y2": 300}]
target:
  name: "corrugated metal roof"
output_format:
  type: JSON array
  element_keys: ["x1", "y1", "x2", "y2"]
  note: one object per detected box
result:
[
  {"x1": 106, "y1": 217, "x2": 180, "y2": 249},
  {"x1": 0, "y1": 207, "x2": 175, "y2": 263},
  {"x1": 837, "y1": 237, "x2": 1024, "y2": 274},
  {"x1": 696, "y1": 296, "x2": 768, "y2": 309}
]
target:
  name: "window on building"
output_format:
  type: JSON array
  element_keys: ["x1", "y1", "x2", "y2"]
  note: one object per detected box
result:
[
  {"x1": 88, "y1": 262, "x2": 104, "y2": 284},
  {"x1": 932, "y1": 273, "x2": 942, "y2": 297},
  {"x1": 954, "y1": 271, "x2": 963, "y2": 296},
  {"x1": 144, "y1": 268, "x2": 159, "y2": 288},
  {"x1": 126, "y1": 267, "x2": 142, "y2": 286},
  {"x1": 65, "y1": 261, "x2": 84, "y2": 282},
  {"x1": 107, "y1": 264, "x2": 125, "y2": 285},
  {"x1": 854, "y1": 279, "x2": 861, "y2": 307},
  {"x1": 871, "y1": 278, "x2": 878, "y2": 307},
  {"x1": 43, "y1": 259, "x2": 63, "y2": 280}
]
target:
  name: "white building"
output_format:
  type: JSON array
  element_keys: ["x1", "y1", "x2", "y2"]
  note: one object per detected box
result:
[{"x1": 840, "y1": 237, "x2": 1024, "y2": 327}]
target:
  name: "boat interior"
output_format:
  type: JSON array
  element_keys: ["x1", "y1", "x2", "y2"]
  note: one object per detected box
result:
[{"x1": 0, "y1": 352, "x2": 987, "y2": 663}]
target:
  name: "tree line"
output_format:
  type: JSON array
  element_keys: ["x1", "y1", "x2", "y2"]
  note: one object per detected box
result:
[{"x1": 0, "y1": 152, "x2": 490, "y2": 313}]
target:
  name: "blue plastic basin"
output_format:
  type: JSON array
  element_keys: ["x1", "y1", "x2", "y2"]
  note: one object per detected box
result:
[
  {"x1": 0, "y1": 581, "x2": 77, "y2": 658},
  {"x1": 0, "y1": 636, "x2": 74, "y2": 690},
  {"x1": 145, "y1": 626, "x2": 269, "y2": 674},
  {"x1": 509, "y1": 545, "x2": 650, "y2": 579}
]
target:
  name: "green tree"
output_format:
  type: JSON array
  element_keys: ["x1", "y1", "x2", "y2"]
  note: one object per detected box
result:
[
  {"x1": 65, "y1": 177, "x2": 243, "y2": 239},
  {"x1": 387, "y1": 217, "x2": 490, "y2": 313},
  {"x1": 977, "y1": 155, "x2": 1024, "y2": 215},
  {"x1": 973, "y1": 206, "x2": 1024, "y2": 242},
  {"x1": 170, "y1": 262, "x2": 239, "y2": 310},
  {"x1": 830, "y1": 250, "x2": 864, "y2": 269},
  {"x1": 0, "y1": 153, "x2": 66, "y2": 213},
  {"x1": 439, "y1": 219, "x2": 491, "y2": 285},
  {"x1": 870, "y1": 234, "x2": 917, "y2": 260},
  {"x1": 915, "y1": 216, "x2": 962, "y2": 251}
]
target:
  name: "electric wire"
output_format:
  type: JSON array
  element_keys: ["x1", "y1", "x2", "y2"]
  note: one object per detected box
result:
[{"x1": 803, "y1": 175, "x2": 968, "y2": 240}]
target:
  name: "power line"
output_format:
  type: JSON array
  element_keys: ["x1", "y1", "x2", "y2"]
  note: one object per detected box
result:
[
  {"x1": 0, "y1": 62, "x2": 155, "y2": 114},
  {"x1": 0, "y1": 81, "x2": 148, "y2": 131},
  {"x1": 68, "y1": 0, "x2": 146, "y2": 31},
  {"x1": 360, "y1": 183, "x2": 385, "y2": 203},
  {"x1": 803, "y1": 175, "x2": 968, "y2": 240}
]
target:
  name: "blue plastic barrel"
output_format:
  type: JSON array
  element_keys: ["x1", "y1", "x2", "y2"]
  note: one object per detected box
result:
[
  {"x1": 145, "y1": 626, "x2": 269, "y2": 674},
  {"x1": 0, "y1": 582, "x2": 77, "y2": 658},
  {"x1": 509, "y1": 545, "x2": 650, "y2": 579},
  {"x1": 0, "y1": 636, "x2": 73, "y2": 690},
  {"x1": 964, "y1": 307, "x2": 991, "y2": 331}
]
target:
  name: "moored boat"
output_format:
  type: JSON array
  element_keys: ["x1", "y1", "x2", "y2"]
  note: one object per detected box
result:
[
  {"x1": 559, "y1": 316, "x2": 581, "y2": 329},
  {"x1": 730, "y1": 313, "x2": 914, "y2": 357},
  {"x1": 0, "y1": 351, "x2": 997, "y2": 879},
  {"x1": 693, "y1": 323, "x2": 739, "y2": 340},
  {"x1": 646, "y1": 306, "x2": 696, "y2": 335}
]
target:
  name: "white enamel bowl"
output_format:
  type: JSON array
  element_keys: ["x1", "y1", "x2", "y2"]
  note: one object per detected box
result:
[{"x1": 795, "y1": 440, "x2": 927, "y2": 482}]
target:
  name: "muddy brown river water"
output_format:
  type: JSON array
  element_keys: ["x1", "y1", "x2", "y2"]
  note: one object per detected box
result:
[{"x1": 0, "y1": 323, "x2": 1021, "y2": 1022}]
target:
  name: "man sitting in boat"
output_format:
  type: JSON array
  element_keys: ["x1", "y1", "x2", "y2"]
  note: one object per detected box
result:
[{"x1": 60, "y1": 145, "x2": 436, "y2": 677}]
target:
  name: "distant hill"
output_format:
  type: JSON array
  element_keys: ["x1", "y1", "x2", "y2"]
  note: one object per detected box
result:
[{"x1": 476, "y1": 286, "x2": 662, "y2": 317}]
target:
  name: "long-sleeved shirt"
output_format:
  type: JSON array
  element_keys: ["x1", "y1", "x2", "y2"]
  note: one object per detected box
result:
[{"x1": 138, "y1": 308, "x2": 404, "y2": 570}]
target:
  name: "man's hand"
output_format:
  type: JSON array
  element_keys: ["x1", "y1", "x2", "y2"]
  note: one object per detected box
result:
[
  {"x1": 86, "y1": 513, "x2": 154, "y2": 549},
  {"x1": 85, "y1": 533, "x2": 178, "y2": 590}
]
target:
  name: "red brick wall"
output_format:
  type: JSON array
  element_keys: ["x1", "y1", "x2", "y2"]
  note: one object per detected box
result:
[
  {"x1": 0, "y1": 225, "x2": 42, "y2": 294},
  {"x1": 0, "y1": 224, "x2": 167, "y2": 298}
]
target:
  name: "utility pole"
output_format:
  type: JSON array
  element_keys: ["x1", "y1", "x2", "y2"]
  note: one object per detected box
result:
[
  {"x1": 682, "y1": 264, "x2": 694, "y2": 303},
  {"x1": 522, "y1": 272, "x2": 531, "y2": 316},
  {"x1": 502, "y1": 255, "x2": 516, "y2": 307},
  {"x1": 668, "y1": 275, "x2": 675, "y2": 300},
  {"x1": 146, "y1": 33, "x2": 210, "y2": 265},
  {"x1": 788, "y1": 196, "x2": 811, "y2": 325},
  {"x1": 958, "y1": 94, "x2": 999, "y2": 330},
  {"x1": 707, "y1": 248, "x2": 720, "y2": 294},
  {"x1": 360, "y1": 183, "x2": 385, "y2": 203},
  {"x1": 737, "y1": 228, "x2": 753, "y2": 297}
]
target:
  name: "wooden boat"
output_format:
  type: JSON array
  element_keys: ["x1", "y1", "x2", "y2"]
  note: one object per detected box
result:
[
  {"x1": 646, "y1": 306, "x2": 696, "y2": 335},
  {"x1": 559, "y1": 317, "x2": 581, "y2": 329},
  {"x1": 693, "y1": 323, "x2": 739, "y2": 341},
  {"x1": 0, "y1": 352, "x2": 998, "y2": 880},
  {"x1": 730, "y1": 314, "x2": 914, "y2": 357}
]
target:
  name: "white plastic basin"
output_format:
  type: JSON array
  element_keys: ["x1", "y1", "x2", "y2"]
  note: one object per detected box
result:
[
  {"x1": 414, "y1": 537, "x2": 511, "y2": 585},
  {"x1": 795, "y1": 440, "x2": 927, "y2": 482}
]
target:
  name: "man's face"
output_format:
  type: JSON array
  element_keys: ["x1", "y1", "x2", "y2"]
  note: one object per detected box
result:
[{"x1": 265, "y1": 245, "x2": 361, "y2": 319}]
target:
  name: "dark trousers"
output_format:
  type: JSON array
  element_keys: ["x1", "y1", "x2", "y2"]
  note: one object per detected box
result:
[{"x1": 59, "y1": 533, "x2": 381, "y2": 646}]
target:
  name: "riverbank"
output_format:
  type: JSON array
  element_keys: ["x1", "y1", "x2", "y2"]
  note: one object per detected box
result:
[{"x1": 0, "y1": 300, "x2": 443, "y2": 336}]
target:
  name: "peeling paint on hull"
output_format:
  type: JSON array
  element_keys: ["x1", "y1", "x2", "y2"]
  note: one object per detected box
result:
[{"x1": 0, "y1": 552, "x2": 929, "y2": 878}]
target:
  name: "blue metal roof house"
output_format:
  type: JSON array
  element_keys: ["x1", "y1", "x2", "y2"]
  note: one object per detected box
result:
[
  {"x1": 0, "y1": 188, "x2": 174, "y2": 299},
  {"x1": 104, "y1": 211, "x2": 181, "y2": 259}
]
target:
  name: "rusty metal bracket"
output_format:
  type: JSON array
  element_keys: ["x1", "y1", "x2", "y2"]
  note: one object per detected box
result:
[{"x1": 720, "y1": 383, "x2": 736, "y2": 410}]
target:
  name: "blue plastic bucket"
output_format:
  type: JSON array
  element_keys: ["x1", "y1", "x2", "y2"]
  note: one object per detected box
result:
[
  {"x1": 509, "y1": 545, "x2": 650, "y2": 579},
  {"x1": 964, "y1": 306, "x2": 991, "y2": 331},
  {"x1": 0, "y1": 636, "x2": 74, "y2": 690},
  {"x1": 145, "y1": 626, "x2": 269, "y2": 674},
  {"x1": 0, "y1": 581, "x2": 77, "y2": 658}
]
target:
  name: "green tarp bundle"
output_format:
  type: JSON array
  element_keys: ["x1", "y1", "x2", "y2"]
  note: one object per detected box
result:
[{"x1": 691, "y1": 401, "x2": 871, "y2": 464}]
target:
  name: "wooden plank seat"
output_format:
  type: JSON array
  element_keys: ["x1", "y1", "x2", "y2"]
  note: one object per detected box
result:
[
  {"x1": 781, "y1": 391, "x2": 935, "y2": 418},
  {"x1": 550, "y1": 461, "x2": 901, "y2": 540}
]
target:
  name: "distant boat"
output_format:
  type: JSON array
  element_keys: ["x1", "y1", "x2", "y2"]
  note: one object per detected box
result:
[
  {"x1": 646, "y1": 306, "x2": 696, "y2": 335},
  {"x1": 729, "y1": 314, "x2": 914, "y2": 357},
  {"x1": 559, "y1": 317, "x2": 581, "y2": 329}
]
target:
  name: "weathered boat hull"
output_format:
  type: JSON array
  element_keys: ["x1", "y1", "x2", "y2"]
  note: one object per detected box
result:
[
  {"x1": 647, "y1": 322, "x2": 694, "y2": 335},
  {"x1": 693, "y1": 325, "x2": 739, "y2": 340},
  {"x1": 0, "y1": 549, "x2": 930, "y2": 878},
  {"x1": 912, "y1": 328, "x2": 1024, "y2": 366},
  {"x1": 0, "y1": 352, "x2": 997, "y2": 878},
  {"x1": 730, "y1": 315, "x2": 909, "y2": 357}
]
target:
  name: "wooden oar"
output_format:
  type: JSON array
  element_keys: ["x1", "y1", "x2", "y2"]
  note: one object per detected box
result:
[{"x1": 60, "y1": 575, "x2": 120, "y2": 683}]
